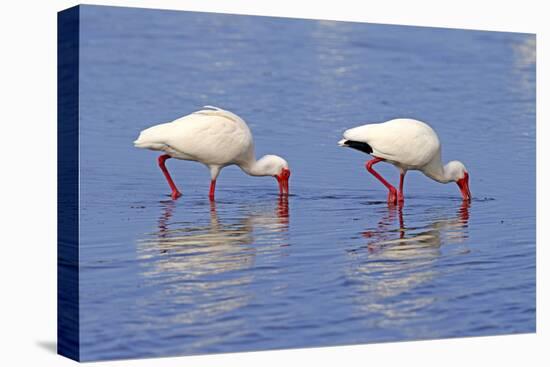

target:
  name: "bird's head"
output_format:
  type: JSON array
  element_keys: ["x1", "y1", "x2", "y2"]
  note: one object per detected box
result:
[
  {"x1": 257, "y1": 155, "x2": 291, "y2": 195},
  {"x1": 447, "y1": 161, "x2": 471, "y2": 201}
]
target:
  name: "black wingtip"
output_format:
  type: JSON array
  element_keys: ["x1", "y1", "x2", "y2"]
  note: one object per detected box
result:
[{"x1": 343, "y1": 140, "x2": 373, "y2": 154}]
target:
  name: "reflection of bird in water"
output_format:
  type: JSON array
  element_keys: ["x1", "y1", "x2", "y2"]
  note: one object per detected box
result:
[
  {"x1": 142, "y1": 196, "x2": 289, "y2": 270},
  {"x1": 136, "y1": 197, "x2": 289, "y2": 327},
  {"x1": 156, "y1": 196, "x2": 288, "y2": 235},
  {"x1": 361, "y1": 200, "x2": 469, "y2": 254},
  {"x1": 347, "y1": 202, "x2": 470, "y2": 323}
]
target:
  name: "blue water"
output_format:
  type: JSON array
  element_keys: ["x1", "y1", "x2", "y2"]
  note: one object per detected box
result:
[{"x1": 77, "y1": 5, "x2": 535, "y2": 361}]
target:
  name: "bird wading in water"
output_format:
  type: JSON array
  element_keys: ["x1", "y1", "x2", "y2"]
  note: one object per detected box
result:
[
  {"x1": 339, "y1": 118, "x2": 471, "y2": 204},
  {"x1": 134, "y1": 106, "x2": 291, "y2": 200}
]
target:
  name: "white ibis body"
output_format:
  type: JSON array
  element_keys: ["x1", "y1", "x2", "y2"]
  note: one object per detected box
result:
[
  {"x1": 134, "y1": 106, "x2": 290, "y2": 200},
  {"x1": 338, "y1": 118, "x2": 471, "y2": 204}
]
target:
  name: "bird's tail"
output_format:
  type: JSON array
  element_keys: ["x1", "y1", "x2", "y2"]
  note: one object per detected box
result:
[{"x1": 133, "y1": 124, "x2": 169, "y2": 151}]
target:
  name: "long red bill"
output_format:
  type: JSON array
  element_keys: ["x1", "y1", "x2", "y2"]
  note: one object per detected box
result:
[
  {"x1": 276, "y1": 168, "x2": 291, "y2": 195},
  {"x1": 456, "y1": 172, "x2": 471, "y2": 201}
]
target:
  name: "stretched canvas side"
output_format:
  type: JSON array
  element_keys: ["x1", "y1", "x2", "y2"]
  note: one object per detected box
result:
[{"x1": 57, "y1": 5, "x2": 80, "y2": 362}]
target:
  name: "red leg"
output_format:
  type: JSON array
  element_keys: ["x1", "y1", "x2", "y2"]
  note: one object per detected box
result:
[
  {"x1": 158, "y1": 154, "x2": 182, "y2": 200},
  {"x1": 365, "y1": 157, "x2": 397, "y2": 204},
  {"x1": 398, "y1": 172, "x2": 405, "y2": 203},
  {"x1": 397, "y1": 204, "x2": 405, "y2": 239},
  {"x1": 209, "y1": 179, "x2": 216, "y2": 201}
]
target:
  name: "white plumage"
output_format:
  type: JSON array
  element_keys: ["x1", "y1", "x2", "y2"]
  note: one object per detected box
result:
[
  {"x1": 339, "y1": 118, "x2": 471, "y2": 203},
  {"x1": 135, "y1": 107, "x2": 252, "y2": 167},
  {"x1": 341, "y1": 119, "x2": 440, "y2": 169},
  {"x1": 135, "y1": 106, "x2": 290, "y2": 200}
]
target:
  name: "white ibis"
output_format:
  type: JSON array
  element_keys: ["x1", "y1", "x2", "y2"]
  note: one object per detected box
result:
[
  {"x1": 134, "y1": 106, "x2": 291, "y2": 200},
  {"x1": 338, "y1": 118, "x2": 471, "y2": 204}
]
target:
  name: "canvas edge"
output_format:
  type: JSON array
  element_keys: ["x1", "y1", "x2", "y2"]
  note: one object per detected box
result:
[{"x1": 57, "y1": 4, "x2": 81, "y2": 362}]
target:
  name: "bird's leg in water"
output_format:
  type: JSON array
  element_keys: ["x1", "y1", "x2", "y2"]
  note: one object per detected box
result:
[
  {"x1": 365, "y1": 157, "x2": 398, "y2": 204},
  {"x1": 398, "y1": 172, "x2": 405, "y2": 203},
  {"x1": 158, "y1": 154, "x2": 182, "y2": 200},
  {"x1": 209, "y1": 180, "x2": 217, "y2": 201}
]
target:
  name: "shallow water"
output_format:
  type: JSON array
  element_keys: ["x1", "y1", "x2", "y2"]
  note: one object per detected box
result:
[{"x1": 77, "y1": 5, "x2": 535, "y2": 361}]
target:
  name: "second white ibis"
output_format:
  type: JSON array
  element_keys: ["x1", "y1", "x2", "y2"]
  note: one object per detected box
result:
[{"x1": 338, "y1": 118, "x2": 471, "y2": 204}]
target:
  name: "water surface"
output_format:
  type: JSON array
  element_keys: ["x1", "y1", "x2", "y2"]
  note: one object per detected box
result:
[{"x1": 77, "y1": 5, "x2": 535, "y2": 361}]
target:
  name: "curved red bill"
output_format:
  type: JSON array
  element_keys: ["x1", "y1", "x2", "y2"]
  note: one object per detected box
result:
[
  {"x1": 456, "y1": 172, "x2": 471, "y2": 201},
  {"x1": 276, "y1": 168, "x2": 291, "y2": 195}
]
